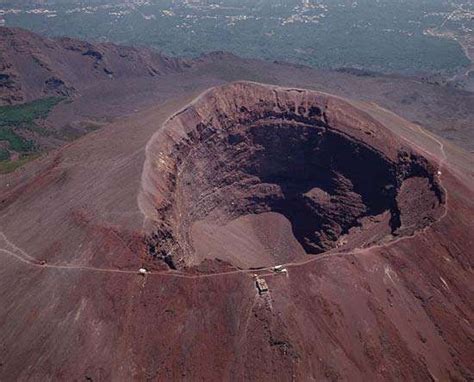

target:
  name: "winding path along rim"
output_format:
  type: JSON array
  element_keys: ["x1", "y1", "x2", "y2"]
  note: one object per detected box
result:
[{"x1": 0, "y1": 100, "x2": 449, "y2": 281}]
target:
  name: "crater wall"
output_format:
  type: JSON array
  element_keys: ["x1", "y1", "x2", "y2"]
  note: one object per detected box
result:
[{"x1": 139, "y1": 82, "x2": 444, "y2": 269}]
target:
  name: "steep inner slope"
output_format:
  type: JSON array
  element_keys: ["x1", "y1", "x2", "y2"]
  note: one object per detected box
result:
[{"x1": 139, "y1": 82, "x2": 444, "y2": 268}]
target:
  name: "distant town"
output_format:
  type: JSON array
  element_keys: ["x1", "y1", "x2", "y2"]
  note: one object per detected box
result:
[{"x1": 1, "y1": 0, "x2": 472, "y2": 75}]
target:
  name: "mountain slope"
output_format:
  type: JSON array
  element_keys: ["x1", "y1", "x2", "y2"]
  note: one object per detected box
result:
[
  {"x1": 0, "y1": 27, "x2": 187, "y2": 105},
  {"x1": 0, "y1": 29, "x2": 473, "y2": 380},
  {"x1": 1, "y1": 27, "x2": 474, "y2": 152},
  {"x1": 0, "y1": 81, "x2": 472, "y2": 381}
]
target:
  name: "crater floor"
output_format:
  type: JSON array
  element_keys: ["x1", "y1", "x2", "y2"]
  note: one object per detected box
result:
[{"x1": 139, "y1": 82, "x2": 444, "y2": 269}]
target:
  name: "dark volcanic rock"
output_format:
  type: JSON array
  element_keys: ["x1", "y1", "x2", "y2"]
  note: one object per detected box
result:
[{"x1": 140, "y1": 82, "x2": 444, "y2": 268}]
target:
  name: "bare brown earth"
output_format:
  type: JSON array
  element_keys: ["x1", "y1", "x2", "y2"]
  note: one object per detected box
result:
[
  {"x1": 0, "y1": 79, "x2": 474, "y2": 381},
  {"x1": 0, "y1": 27, "x2": 186, "y2": 105},
  {"x1": 1, "y1": 27, "x2": 474, "y2": 152},
  {"x1": 0, "y1": 29, "x2": 473, "y2": 381}
]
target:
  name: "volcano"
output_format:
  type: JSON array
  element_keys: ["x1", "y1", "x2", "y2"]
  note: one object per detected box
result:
[
  {"x1": 0, "y1": 80, "x2": 472, "y2": 380},
  {"x1": 140, "y1": 82, "x2": 445, "y2": 270}
]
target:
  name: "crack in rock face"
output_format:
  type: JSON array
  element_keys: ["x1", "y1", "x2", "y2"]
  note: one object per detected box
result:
[{"x1": 139, "y1": 82, "x2": 444, "y2": 269}]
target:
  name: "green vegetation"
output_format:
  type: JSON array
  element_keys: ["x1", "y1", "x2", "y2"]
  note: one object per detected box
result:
[
  {"x1": 3, "y1": 0, "x2": 471, "y2": 74},
  {"x1": 0, "y1": 97, "x2": 63, "y2": 174},
  {"x1": 0, "y1": 97, "x2": 63, "y2": 127},
  {"x1": 0, "y1": 154, "x2": 40, "y2": 174},
  {"x1": 0, "y1": 148, "x2": 10, "y2": 161},
  {"x1": 0, "y1": 128, "x2": 35, "y2": 152}
]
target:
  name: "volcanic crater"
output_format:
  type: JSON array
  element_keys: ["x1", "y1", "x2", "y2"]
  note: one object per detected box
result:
[{"x1": 139, "y1": 82, "x2": 445, "y2": 269}]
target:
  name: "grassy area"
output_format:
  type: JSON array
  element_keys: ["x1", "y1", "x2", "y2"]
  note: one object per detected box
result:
[
  {"x1": 0, "y1": 97, "x2": 64, "y2": 174},
  {"x1": 0, "y1": 148, "x2": 10, "y2": 161},
  {"x1": 0, "y1": 154, "x2": 40, "y2": 175},
  {"x1": 0, "y1": 97, "x2": 63, "y2": 127},
  {"x1": 0, "y1": 127, "x2": 35, "y2": 152}
]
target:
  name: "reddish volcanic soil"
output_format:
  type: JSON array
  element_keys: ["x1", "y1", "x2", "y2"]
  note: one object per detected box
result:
[
  {"x1": 0, "y1": 81, "x2": 473, "y2": 381},
  {"x1": 139, "y1": 82, "x2": 444, "y2": 269}
]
